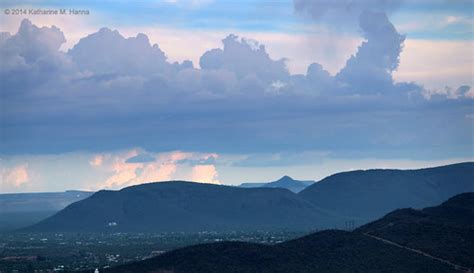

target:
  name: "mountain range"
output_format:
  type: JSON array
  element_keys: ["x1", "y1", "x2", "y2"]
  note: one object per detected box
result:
[
  {"x1": 24, "y1": 162, "x2": 474, "y2": 232},
  {"x1": 99, "y1": 192, "x2": 474, "y2": 273}
]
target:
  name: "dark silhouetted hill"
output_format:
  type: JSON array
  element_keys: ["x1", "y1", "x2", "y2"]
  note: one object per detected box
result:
[
  {"x1": 107, "y1": 231, "x2": 457, "y2": 273},
  {"x1": 25, "y1": 182, "x2": 335, "y2": 232},
  {"x1": 358, "y1": 192, "x2": 474, "y2": 268}
]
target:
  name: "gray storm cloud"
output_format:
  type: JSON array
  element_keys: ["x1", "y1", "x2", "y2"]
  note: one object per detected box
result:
[{"x1": 0, "y1": 19, "x2": 471, "y2": 159}]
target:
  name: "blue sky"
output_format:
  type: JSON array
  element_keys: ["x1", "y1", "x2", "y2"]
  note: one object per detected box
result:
[
  {"x1": 1, "y1": 0, "x2": 472, "y2": 38},
  {"x1": 0, "y1": 0, "x2": 473, "y2": 192}
]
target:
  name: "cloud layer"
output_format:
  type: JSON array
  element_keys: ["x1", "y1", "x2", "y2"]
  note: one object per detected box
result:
[{"x1": 0, "y1": 17, "x2": 472, "y2": 161}]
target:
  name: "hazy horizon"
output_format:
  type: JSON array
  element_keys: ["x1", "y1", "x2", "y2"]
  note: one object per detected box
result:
[{"x1": 1, "y1": 159, "x2": 473, "y2": 194}]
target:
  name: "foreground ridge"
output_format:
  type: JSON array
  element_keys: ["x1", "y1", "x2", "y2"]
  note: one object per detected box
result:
[
  {"x1": 363, "y1": 233, "x2": 471, "y2": 273},
  {"x1": 100, "y1": 192, "x2": 474, "y2": 273}
]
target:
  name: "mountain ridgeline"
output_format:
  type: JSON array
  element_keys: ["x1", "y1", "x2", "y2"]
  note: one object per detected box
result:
[
  {"x1": 100, "y1": 192, "x2": 474, "y2": 273},
  {"x1": 25, "y1": 162, "x2": 473, "y2": 232},
  {"x1": 299, "y1": 162, "x2": 474, "y2": 223}
]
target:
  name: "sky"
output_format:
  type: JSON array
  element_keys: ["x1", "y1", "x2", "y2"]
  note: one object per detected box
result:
[{"x1": 0, "y1": 0, "x2": 473, "y2": 193}]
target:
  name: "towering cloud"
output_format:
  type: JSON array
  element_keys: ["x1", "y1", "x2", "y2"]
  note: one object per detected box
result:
[
  {"x1": 0, "y1": 19, "x2": 69, "y2": 93},
  {"x1": 336, "y1": 11, "x2": 405, "y2": 94},
  {"x1": 294, "y1": 0, "x2": 410, "y2": 95},
  {"x1": 68, "y1": 28, "x2": 190, "y2": 76}
]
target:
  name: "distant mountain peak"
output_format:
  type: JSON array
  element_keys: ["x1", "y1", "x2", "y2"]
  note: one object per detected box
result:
[
  {"x1": 270, "y1": 176, "x2": 307, "y2": 187},
  {"x1": 277, "y1": 175, "x2": 294, "y2": 181},
  {"x1": 240, "y1": 176, "x2": 314, "y2": 193}
]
